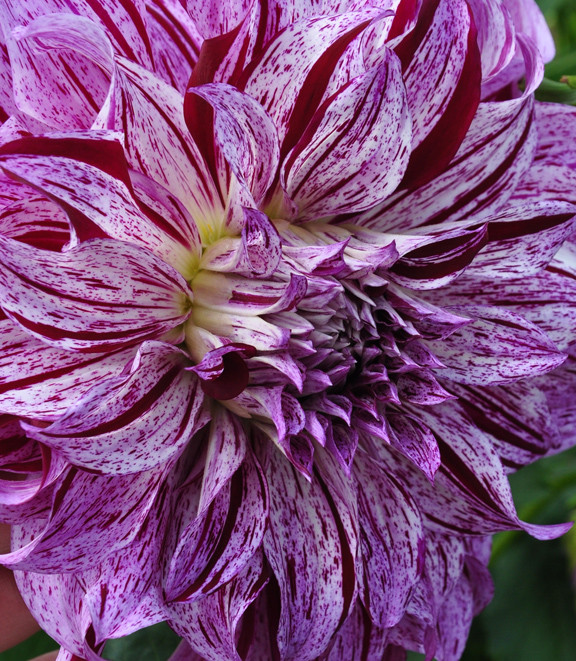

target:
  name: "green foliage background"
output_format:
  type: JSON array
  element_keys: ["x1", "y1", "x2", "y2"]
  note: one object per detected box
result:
[{"x1": 1, "y1": 1, "x2": 576, "y2": 660}]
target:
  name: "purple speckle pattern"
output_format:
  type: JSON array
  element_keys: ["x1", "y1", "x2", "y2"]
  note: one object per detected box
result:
[{"x1": 0, "y1": 1, "x2": 574, "y2": 660}]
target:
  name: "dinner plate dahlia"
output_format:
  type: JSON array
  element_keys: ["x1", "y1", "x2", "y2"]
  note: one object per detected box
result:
[{"x1": 0, "y1": 0, "x2": 575, "y2": 659}]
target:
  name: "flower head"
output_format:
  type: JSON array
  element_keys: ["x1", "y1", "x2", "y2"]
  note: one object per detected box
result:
[{"x1": 0, "y1": 0, "x2": 575, "y2": 659}]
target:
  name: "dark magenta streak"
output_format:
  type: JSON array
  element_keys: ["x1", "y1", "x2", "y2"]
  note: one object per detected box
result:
[
  {"x1": 400, "y1": 6, "x2": 481, "y2": 191},
  {"x1": 43, "y1": 365, "x2": 183, "y2": 439},
  {"x1": 488, "y1": 212, "x2": 574, "y2": 241},
  {"x1": 0, "y1": 348, "x2": 126, "y2": 397},
  {"x1": 229, "y1": 291, "x2": 280, "y2": 305},
  {"x1": 0, "y1": 137, "x2": 133, "y2": 190},
  {"x1": 277, "y1": 21, "x2": 372, "y2": 161},
  {"x1": 8, "y1": 310, "x2": 172, "y2": 343}
]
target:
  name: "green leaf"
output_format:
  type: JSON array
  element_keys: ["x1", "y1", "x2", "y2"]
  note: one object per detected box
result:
[
  {"x1": 104, "y1": 622, "x2": 181, "y2": 661},
  {"x1": 0, "y1": 631, "x2": 58, "y2": 661},
  {"x1": 535, "y1": 77, "x2": 576, "y2": 105},
  {"x1": 479, "y1": 533, "x2": 576, "y2": 661}
]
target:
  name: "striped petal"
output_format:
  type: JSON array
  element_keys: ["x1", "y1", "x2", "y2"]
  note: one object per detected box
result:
[
  {"x1": 0, "y1": 193, "x2": 69, "y2": 252},
  {"x1": 144, "y1": 0, "x2": 202, "y2": 93},
  {"x1": 426, "y1": 305, "x2": 566, "y2": 386},
  {"x1": 362, "y1": 92, "x2": 536, "y2": 232},
  {"x1": 185, "y1": 83, "x2": 280, "y2": 204},
  {"x1": 13, "y1": 12, "x2": 219, "y2": 226},
  {"x1": 282, "y1": 48, "x2": 411, "y2": 219},
  {"x1": 380, "y1": 402, "x2": 572, "y2": 540},
  {"x1": 447, "y1": 380, "x2": 561, "y2": 472},
  {"x1": 242, "y1": 11, "x2": 383, "y2": 150},
  {"x1": 14, "y1": 569, "x2": 93, "y2": 658},
  {"x1": 0, "y1": 318, "x2": 136, "y2": 419},
  {"x1": 434, "y1": 241, "x2": 576, "y2": 351},
  {"x1": 2, "y1": 464, "x2": 167, "y2": 572},
  {"x1": 2, "y1": 9, "x2": 109, "y2": 129},
  {"x1": 394, "y1": 0, "x2": 482, "y2": 189},
  {"x1": 467, "y1": 0, "x2": 515, "y2": 81},
  {"x1": 85, "y1": 506, "x2": 169, "y2": 642},
  {"x1": 0, "y1": 132, "x2": 199, "y2": 269},
  {"x1": 22, "y1": 342, "x2": 208, "y2": 475},
  {"x1": 168, "y1": 551, "x2": 268, "y2": 661},
  {"x1": 355, "y1": 449, "x2": 424, "y2": 628},
  {"x1": 164, "y1": 452, "x2": 268, "y2": 603},
  {"x1": 197, "y1": 407, "x2": 247, "y2": 514},
  {"x1": 0, "y1": 236, "x2": 192, "y2": 352},
  {"x1": 461, "y1": 200, "x2": 575, "y2": 279},
  {"x1": 261, "y1": 445, "x2": 357, "y2": 661}
]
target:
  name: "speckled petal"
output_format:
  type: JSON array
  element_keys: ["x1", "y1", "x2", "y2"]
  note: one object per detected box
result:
[
  {"x1": 0, "y1": 235, "x2": 192, "y2": 352},
  {"x1": 23, "y1": 342, "x2": 208, "y2": 475},
  {"x1": 261, "y1": 445, "x2": 357, "y2": 661}
]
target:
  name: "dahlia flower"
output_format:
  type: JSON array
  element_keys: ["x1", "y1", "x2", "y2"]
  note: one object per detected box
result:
[{"x1": 0, "y1": 0, "x2": 575, "y2": 658}]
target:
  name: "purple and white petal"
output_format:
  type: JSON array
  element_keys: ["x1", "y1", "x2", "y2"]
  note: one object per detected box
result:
[
  {"x1": 260, "y1": 445, "x2": 357, "y2": 661},
  {"x1": 164, "y1": 452, "x2": 268, "y2": 603},
  {"x1": 426, "y1": 305, "x2": 566, "y2": 386},
  {"x1": 23, "y1": 342, "x2": 208, "y2": 475},
  {"x1": 3, "y1": 465, "x2": 167, "y2": 572},
  {"x1": 168, "y1": 551, "x2": 268, "y2": 661},
  {"x1": 0, "y1": 236, "x2": 192, "y2": 352},
  {"x1": 282, "y1": 49, "x2": 411, "y2": 219}
]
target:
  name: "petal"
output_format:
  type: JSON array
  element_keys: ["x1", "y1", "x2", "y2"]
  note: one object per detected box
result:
[
  {"x1": 363, "y1": 94, "x2": 536, "y2": 232},
  {"x1": 18, "y1": 11, "x2": 219, "y2": 226},
  {"x1": 2, "y1": 465, "x2": 167, "y2": 572},
  {"x1": 534, "y1": 102, "x2": 576, "y2": 167},
  {"x1": 185, "y1": 83, "x2": 280, "y2": 204},
  {"x1": 447, "y1": 380, "x2": 561, "y2": 472},
  {"x1": 467, "y1": 0, "x2": 516, "y2": 81},
  {"x1": 0, "y1": 416, "x2": 46, "y2": 506},
  {"x1": 536, "y1": 357, "x2": 576, "y2": 454},
  {"x1": 14, "y1": 569, "x2": 92, "y2": 658},
  {"x1": 0, "y1": 318, "x2": 136, "y2": 419},
  {"x1": 164, "y1": 452, "x2": 268, "y2": 603},
  {"x1": 395, "y1": 0, "x2": 482, "y2": 189},
  {"x1": 85, "y1": 505, "x2": 169, "y2": 641},
  {"x1": 242, "y1": 10, "x2": 383, "y2": 151},
  {"x1": 355, "y1": 450, "x2": 424, "y2": 628},
  {"x1": 426, "y1": 305, "x2": 566, "y2": 385},
  {"x1": 502, "y1": 0, "x2": 555, "y2": 63},
  {"x1": 389, "y1": 224, "x2": 488, "y2": 290},
  {"x1": 104, "y1": 56, "x2": 221, "y2": 230},
  {"x1": 197, "y1": 407, "x2": 247, "y2": 515},
  {"x1": 379, "y1": 401, "x2": 572, "y2": 539},
  {"x1": 260, "y1": 445, "x2": 357, "y2": 661},
  {"x1": 463, "y1": 200, "x2": 576, "y2": 280},
  {"x1": 144, "y1": 0, "x2": 202, "y2": 93},
  {"x1": 191, "y1": 343, "x2": 255, "y2": 400},
  {"x1": 168, "y1": 551, "x2": 268, "y2": 661},
  {"x1": 0, "y1": 133, "x2": 197, "y2": 268},
  {"x1": 434, "y1": 241, "x2": 576, "y2": 351},
  {"x1": 192, "y1": 271, "x2": 306, "y2": 316},
  {"x1": 23, "y1": 342, "x2": 208, "y2": 475},
  {"x1": 191, "y1": 309, "x2": 290, "y2": 352},
  {"x1": 282, "y1": 49, "x2": 411, "y2": 218},
  {"x1": 2, "y1": 11, "x2": 110, "y2": 129},
  {"x1": 0, "y1": 193, "x2": 69, "y2": 251},
  {"x1": 324, "y1": 601, "x2": 389, "y2": 661},
  {"x1": 0, "y1": 236, "x2": 192, "y2": 352},
  {"x1": 185, "y1": 0, "x2": 251, "y2": 39},
  {"x1": 387, "y1": 412, "x2": 441, "y2": 482}
]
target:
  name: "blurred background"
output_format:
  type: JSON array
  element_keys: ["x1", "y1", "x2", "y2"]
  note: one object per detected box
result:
[{"x1": 1, "y1": 1, "x2": 576, "y2": 659}]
